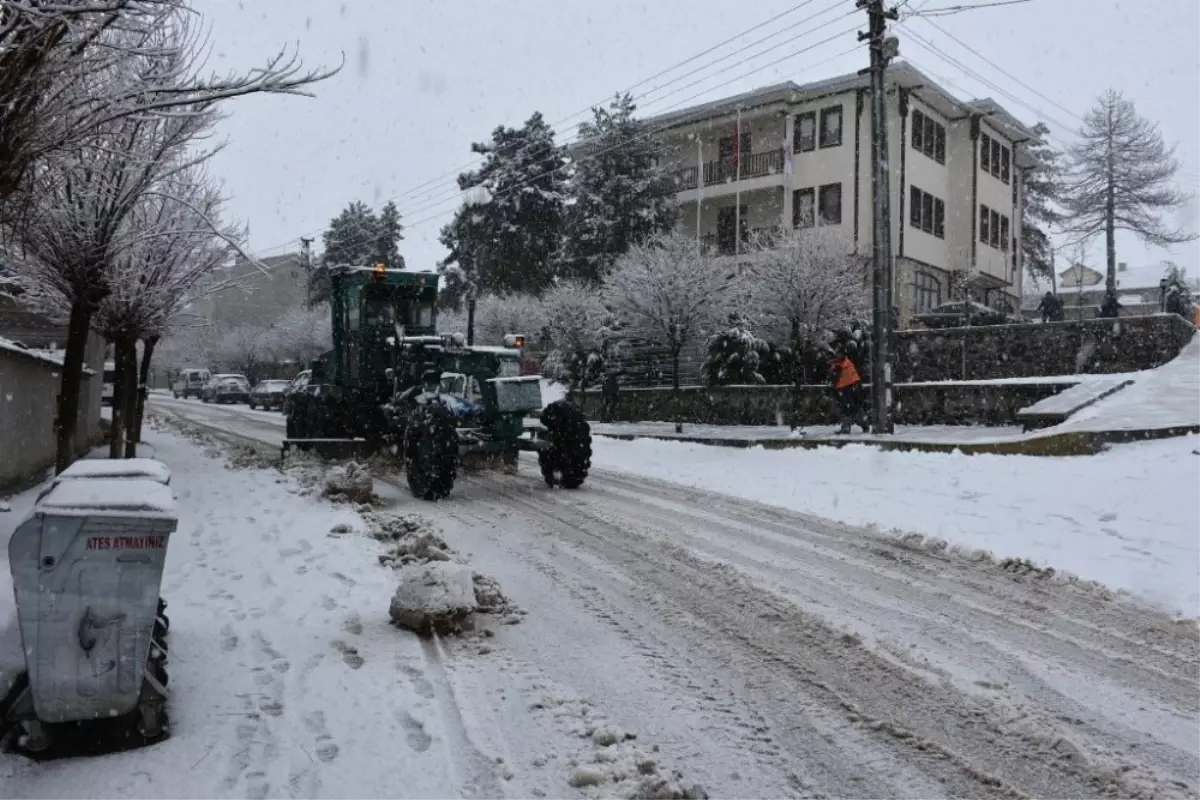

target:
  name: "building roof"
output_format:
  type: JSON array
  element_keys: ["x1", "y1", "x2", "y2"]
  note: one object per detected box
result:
[
  {"x1": 637, "y1": 61, "x2": 1034, "y2": 138},
  {"x1": 1056, "y1": 262, "x2": 1198, "y2": 295}
]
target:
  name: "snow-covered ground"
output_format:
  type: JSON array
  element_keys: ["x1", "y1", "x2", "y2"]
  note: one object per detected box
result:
[
  {"x1": 4, "y1": 406, "x2": 1196, "y2": 798},
  {"x1": 590, "y1": 434, "x2": 1200, "y2": 616},
  {"x1": 592, "y1": 421, "x2": 1030, "y2": 444}
]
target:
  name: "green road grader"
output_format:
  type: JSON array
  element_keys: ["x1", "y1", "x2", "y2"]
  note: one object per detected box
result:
[{"x1": 283, "y1": 264, "x2": 592, "y2": 500}]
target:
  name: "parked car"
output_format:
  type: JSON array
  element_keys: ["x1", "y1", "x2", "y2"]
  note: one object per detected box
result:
[
  {"x1": 248, "y1": 379, "x2": 291, "y2": 410},
  {"x1": 101, "y1": 360, "x2": 116, "y2": 406},
  {"x1": 171, "y1": 368, "x2": 211, "y2": 399},
  {"x1": 201, "y1": 373, "x2": 250, "y2": 404},
  {"x1": 914, "y1": 301, "x2": 1014, "y2": 329},
  {"x1": 280, "y1": 370, "x2": 312, "y2": 416}
]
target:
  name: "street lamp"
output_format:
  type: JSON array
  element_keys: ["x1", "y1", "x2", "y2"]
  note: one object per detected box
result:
[{"x1": 1160, "y1": 277, "x2": 1169, "y2": 313}]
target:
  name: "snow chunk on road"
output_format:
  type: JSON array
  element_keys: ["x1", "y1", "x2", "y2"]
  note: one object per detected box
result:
[
  {"x1": 389, "y1": 561, "x2": 478, "y2": 635},
  {"x1": 324, "y1": 461, "x2": 374, "y2": 504},
  {"x1": 366, "y1": 511, "x2": 456, "y2": 565}
]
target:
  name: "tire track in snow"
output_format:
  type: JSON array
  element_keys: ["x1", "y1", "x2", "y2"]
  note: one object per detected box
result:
[{"x1": 459, "y1": 469, "x2": 1197, "y2": 799}]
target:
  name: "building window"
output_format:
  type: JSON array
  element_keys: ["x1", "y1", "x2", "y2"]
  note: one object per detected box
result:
[
  {"x1": 793, "y1": 188, "x2": 815, "y2": 228},
  {"x1": 794, "y1": 112, "x2": 816, "y2": 152},
  {"x1": 819, "y1": 106, "x2": 842, "y2": 148},
  {"x1": 909, "y1": 185, "x2": 945, "y2": 239},
  {"x1": 979, "y1": 132, "x2": 1011, "y2": 183},
  {"x1": 909, "y1": 271, "x2": 941, "y2": 314},
  {"x1": 911, "y1": 108, "x2": 946, "y2": 165},
  {"x1": 818, "y1": 183, "x2": 842, "y2": 225},
  {"x1": 979, "y1": 204, "x2": 1010, "y2": 250}
]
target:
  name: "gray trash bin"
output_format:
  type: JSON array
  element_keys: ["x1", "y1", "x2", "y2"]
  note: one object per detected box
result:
[
  {"x1": 2, "y1": 477, "x2": 177, "y2": 754},
  {"x1": 36, "y1": 457, "x2": 171, "y2": 503}
]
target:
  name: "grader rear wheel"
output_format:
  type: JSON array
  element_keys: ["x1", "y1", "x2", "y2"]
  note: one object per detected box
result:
[{"x1": 538, "y1": 400, "x2": 592, "y2": 489}]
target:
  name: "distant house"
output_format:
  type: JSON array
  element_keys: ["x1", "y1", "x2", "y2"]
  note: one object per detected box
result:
[
  {"x1": 1033, "y1": 261, "x2": 1200, "y2": 320},
  {"x1": 189, "y1": 252, "x2": 309, "y2": 327}
]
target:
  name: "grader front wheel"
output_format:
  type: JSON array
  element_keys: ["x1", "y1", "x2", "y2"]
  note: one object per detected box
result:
[{"x1": 404, "y1": 404, "x2": 458, "y2": 500}]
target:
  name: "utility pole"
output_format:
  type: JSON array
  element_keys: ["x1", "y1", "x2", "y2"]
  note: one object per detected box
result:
[
  {"x1": 858, "y1": 0, "x2": 899, "y2": 434},
  {"x1": 300, "y1": 237, "x2": 315, "y2": 306}
]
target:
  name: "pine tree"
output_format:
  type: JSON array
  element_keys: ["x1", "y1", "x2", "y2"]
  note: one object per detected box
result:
[
  {"x1": 373, "y1": 200, "x2": 405, "y2": 268},
  {"x1": 439, "y1": 111, "x2": 568, "y2": 340},
  {"x1": 561, "y1": 93, "x2": 679, "y2": 284},
  {"x1": 1021, "y1": 122, "x2": 1063, "y2": 288},
  {"x1": 1061, "y1": 90, "x2": 1197, "y2": 296}
]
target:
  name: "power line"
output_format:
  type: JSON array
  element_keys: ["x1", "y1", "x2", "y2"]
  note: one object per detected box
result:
[
  {"x1": 247, "y1": 0, "x2": 851, "y2": 259},
  {"x1": 399, "y1": 34, "x2": 866, "y2": 234},
  {"x1": 908, "y1": 0, "x2": 1034, "y2": 17},
  {"x1": 390, "y1": 4, "x2": 859, "y2": 226}
]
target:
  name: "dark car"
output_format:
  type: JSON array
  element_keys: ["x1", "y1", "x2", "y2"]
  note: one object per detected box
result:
[
  {"x1": 280, "y1": 369, "x2": 312, "y2": 416},
  {"x1": 914, "y1": 301, "x2": 1014, "y2": 329},
  {"x1": 201, "y1": 373, "x2": 250, "y2": 404},
  {"x1": 249, "y1": 379, "x2": 291, "y2": 410}
]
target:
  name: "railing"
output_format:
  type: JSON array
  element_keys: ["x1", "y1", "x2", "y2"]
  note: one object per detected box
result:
[
  {"x1": 698, "y1": 226, "x2": 780, "y2": 256},
  {"x1": 673, "y1": 148, "x2": 785, "y2": 191}
]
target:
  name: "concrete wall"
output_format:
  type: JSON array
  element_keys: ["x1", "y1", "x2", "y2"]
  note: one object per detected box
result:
[{"x1": 0, "y1": 332, "x2": 105, "y2": 490}]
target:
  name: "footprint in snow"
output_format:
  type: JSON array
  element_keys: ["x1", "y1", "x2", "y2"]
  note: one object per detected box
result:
[
  {"x1": 331, "y1": 640, "x2": 364, "y2": 669},
  {"x1": 394, "y1": 710, "x2": 433, "y2": 752}
]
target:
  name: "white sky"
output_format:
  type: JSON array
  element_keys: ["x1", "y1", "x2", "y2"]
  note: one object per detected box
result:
[{"x1": 202, "y1": 0, "x2": 1200, "y2": 279}]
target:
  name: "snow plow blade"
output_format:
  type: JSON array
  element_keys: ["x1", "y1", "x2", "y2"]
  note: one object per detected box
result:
[{"x1": 281, "y1": 438, "x2": 377, "y2": 461}]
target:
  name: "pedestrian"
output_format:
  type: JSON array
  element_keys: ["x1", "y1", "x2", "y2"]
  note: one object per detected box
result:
[
  {"x1": 1098, "y1": 292, "x2": 1122, "y2": 319},
  {"x1": 828, "y1": 349, "x2": 869, "y2": 435},
  {"x1": 1037, "y1": 291, "x2": 1061, "y2": 323},
  {"x1": 601, "y1": 369, "x2": 622, "y2": 423}
]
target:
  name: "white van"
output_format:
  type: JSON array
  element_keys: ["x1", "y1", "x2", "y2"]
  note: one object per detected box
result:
[
  {"x1": 101, "y1": 361, "x2": 116, "y2": 406},
  {"x1": 172, "y1": 368, "x2": 211, "y2": 400}
]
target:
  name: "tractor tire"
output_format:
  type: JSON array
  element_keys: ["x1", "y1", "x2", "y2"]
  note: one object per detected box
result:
[
  {"x1": 404, "y1": 403, "x2": 458, "y2": 501},
  {"x1": 287, "y1": 408, "x2": 313, "y2": 452},
  {"x1": 538, "y1": 400, "x2": 592, "y2": 489}
]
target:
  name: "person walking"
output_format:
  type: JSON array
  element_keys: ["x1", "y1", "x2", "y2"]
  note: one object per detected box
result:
[{"x1": 828, "y1": 350, "x2": 869, "y2": 435}]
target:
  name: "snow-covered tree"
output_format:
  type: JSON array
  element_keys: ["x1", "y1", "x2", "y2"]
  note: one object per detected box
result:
[
  {"x1": 561, "y1": 93, "x2": 679, "y2": 284},
  {"x1": 1061, "y1": 90, "x2": 1197, "y2": 297},
  {"x1": 269, "y1": 303, "x2": 332, "y2": 364},
  {"x1": 439, "y1": 111, "x2": 568, "y2": 341},
  {"x1": 310, "y1": 200, "x2": 405, "y2": 304},
  {"x1": 1021, "y1": 122, "x2": 1064, "y2": 288},
  {"x1": 0, "y1": 0, "x2": 335, "y2": 217},
  {"x1": 539, "y1": 282, "x2": 610, "y2": 393},
  {"x1": 603, "y1": 232, "x2": 735, "y2": 432},
  {"x1": 1161, "y1": 262, "x2": 1196, "y2": 320},
  {"x1": 94, "y1": 167, "x2": 240, "y2": 454},
  {"x1": 746, "y1": 226, "x2": 866, "y2": 357},
  {"x1": 702, "y1": 315, "x2": 771, "y2": 386}
]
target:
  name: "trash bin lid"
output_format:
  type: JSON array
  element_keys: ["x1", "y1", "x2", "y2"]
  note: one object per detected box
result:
[
  {"x1": 56, "y1": 457, "x2": 171, "y2": 485},
  {"x1": 36, "y1": 478, "x2": 177, "y2": 516}
]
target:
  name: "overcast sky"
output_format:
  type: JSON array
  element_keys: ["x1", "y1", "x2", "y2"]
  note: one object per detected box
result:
[{"x1": 202, "y1": 0, "x2": 1200, "y2": 281}]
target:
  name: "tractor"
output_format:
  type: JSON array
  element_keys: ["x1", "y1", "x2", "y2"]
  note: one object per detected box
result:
[{"x1": 284, "y1": 264, "x2": 592, "y2": 500}]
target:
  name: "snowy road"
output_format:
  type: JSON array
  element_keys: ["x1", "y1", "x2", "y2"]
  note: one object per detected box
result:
[{"x1": 116, "y1": 396, "x2": 1200, "y2": 797}]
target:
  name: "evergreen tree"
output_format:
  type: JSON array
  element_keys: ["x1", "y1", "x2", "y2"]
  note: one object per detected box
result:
[
  {"x1": 439, "y1": 111, "x2": 568, "y2": 340},
  {"x1": 373, "y1": 200, "x2": 405, "y2": 268},
  {"x1": 1021, "y1": 122, "x2": 1063, "y2": 288},
  {"x1": 703, "y1": 315, "x2": 769, "y2": 386},
  {"x1": 310, "y1": 200, "x2": 405, "y2": 304},
  {"x1": 1061, "y1": 90, "x2": 1196, "y2": 297},
  {"x1": 561, "y1": 93, "x2": 679, "y2": 284}
]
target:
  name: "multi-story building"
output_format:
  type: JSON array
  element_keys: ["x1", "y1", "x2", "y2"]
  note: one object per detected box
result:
[
  {"x1": 645, "y1": 61, "x2": 1036, "y2": 327},
  {"x1": 190, "y1": 252, "x2": 309, "y2": 327}
]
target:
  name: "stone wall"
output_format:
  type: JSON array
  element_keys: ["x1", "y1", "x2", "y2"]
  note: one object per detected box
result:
[
  {"x1": 0, "y1": 335, "x2": 104, "y2": 490},
  {"x1": 578, "y1": 380, "x2": 1074, "y2": 428},
  {"x1": 893, "y1": 314, "x2": 1194, "y2": 382}
]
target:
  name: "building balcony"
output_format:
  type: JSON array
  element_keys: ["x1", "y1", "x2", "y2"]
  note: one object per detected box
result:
[
  {"x1": 673, "y1": 148, "x2": 785, "y2": 192},
  {"x1": 698, "y1": 226, "x2": 780, "y2": 256}
]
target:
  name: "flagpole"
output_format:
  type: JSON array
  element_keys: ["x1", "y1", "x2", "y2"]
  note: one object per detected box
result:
[{"x1": 735, "y1": 108, "x2": 742, "y2": 257}]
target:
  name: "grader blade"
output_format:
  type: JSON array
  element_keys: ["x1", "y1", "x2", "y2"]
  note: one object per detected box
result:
[{"x1": 281, "y1": 438, "x2": 377, "y2": 461}]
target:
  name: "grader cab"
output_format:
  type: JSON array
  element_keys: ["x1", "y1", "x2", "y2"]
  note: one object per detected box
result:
[{"x1": 284, "y1": 265, "x2": 591, "y2": 500}]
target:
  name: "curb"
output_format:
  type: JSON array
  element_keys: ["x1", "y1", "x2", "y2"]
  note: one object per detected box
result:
[{"x1": 592, "y1": 424, "x2": 1200, "y2": 457}]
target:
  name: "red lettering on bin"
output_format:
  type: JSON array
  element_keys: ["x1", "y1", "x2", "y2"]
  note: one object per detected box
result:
[{"x1": 86, "y1": 536, "x2": 165, "y2": 550}]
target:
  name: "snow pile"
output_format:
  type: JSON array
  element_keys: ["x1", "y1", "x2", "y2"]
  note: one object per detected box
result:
[
  {"x1": 366, "y1": 512, "x2": 523, "y2": 623},
  {"x1": 388, "y1": 561, "x2": 478, "y2": 635},
  {"x1": 529, "y1": 692, "x2": 707, "y2": 799},
  {"x1": 323, "y1": 461, "x2": 374, "y2": 504}
]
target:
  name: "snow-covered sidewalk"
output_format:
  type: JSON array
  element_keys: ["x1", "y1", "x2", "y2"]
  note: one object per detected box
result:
[{"x1": 590, "y1": 433, "x2": 1200, "y2": 616}]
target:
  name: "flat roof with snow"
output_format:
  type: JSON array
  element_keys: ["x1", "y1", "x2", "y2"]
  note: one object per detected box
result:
[{"x1": 36, "y1": 478, "x2": 177, "y2": 517}]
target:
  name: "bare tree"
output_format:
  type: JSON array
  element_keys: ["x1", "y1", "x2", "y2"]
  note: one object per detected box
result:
[
  {"x1": 1061, "y1": 89, "x2": 1197, "y2": 296},
  {"x1": 603, "y1": 232, "x2": 734, "y2": 432},
  {"x1": 539, "y1": 281, "x2": 610, "y2": 395},
  {"x1": 95, "y1": 167, "x2": 239, "y2": 454},
  {"x1": 0, "y1": 0, "x2": 338, "y2": 213},
  {"x1": 746, "y1": 226, "x2": 867, "y2": 363}
]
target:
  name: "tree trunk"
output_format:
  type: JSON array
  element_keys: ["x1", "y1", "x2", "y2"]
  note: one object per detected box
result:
[
  {"x1": 466, "y1": 297, "x2": 476, "y2": 346},
  {"x1": 133, "y1": 335, "x2": 158, "y2": 443},
  {"x1": 1104, "y1": 101, "x2": 1117, "y2": 297},
  {"x1": 108, "y1": 338, "x2": 125, "y2": 459},
  {"x1": 671, "y1": 346, "x2": 682, "y2": 434},
  {"x1": 55, "y1": 302, "x2": 93, "y2": 474},
  {"x1": 119, "y1": 337, "x2": 139, "y2": 457}
]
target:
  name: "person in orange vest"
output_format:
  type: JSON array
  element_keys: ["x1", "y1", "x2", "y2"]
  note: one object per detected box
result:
[{"x1": 829, "y1": 348, "x2": 870, "y2": 435}]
